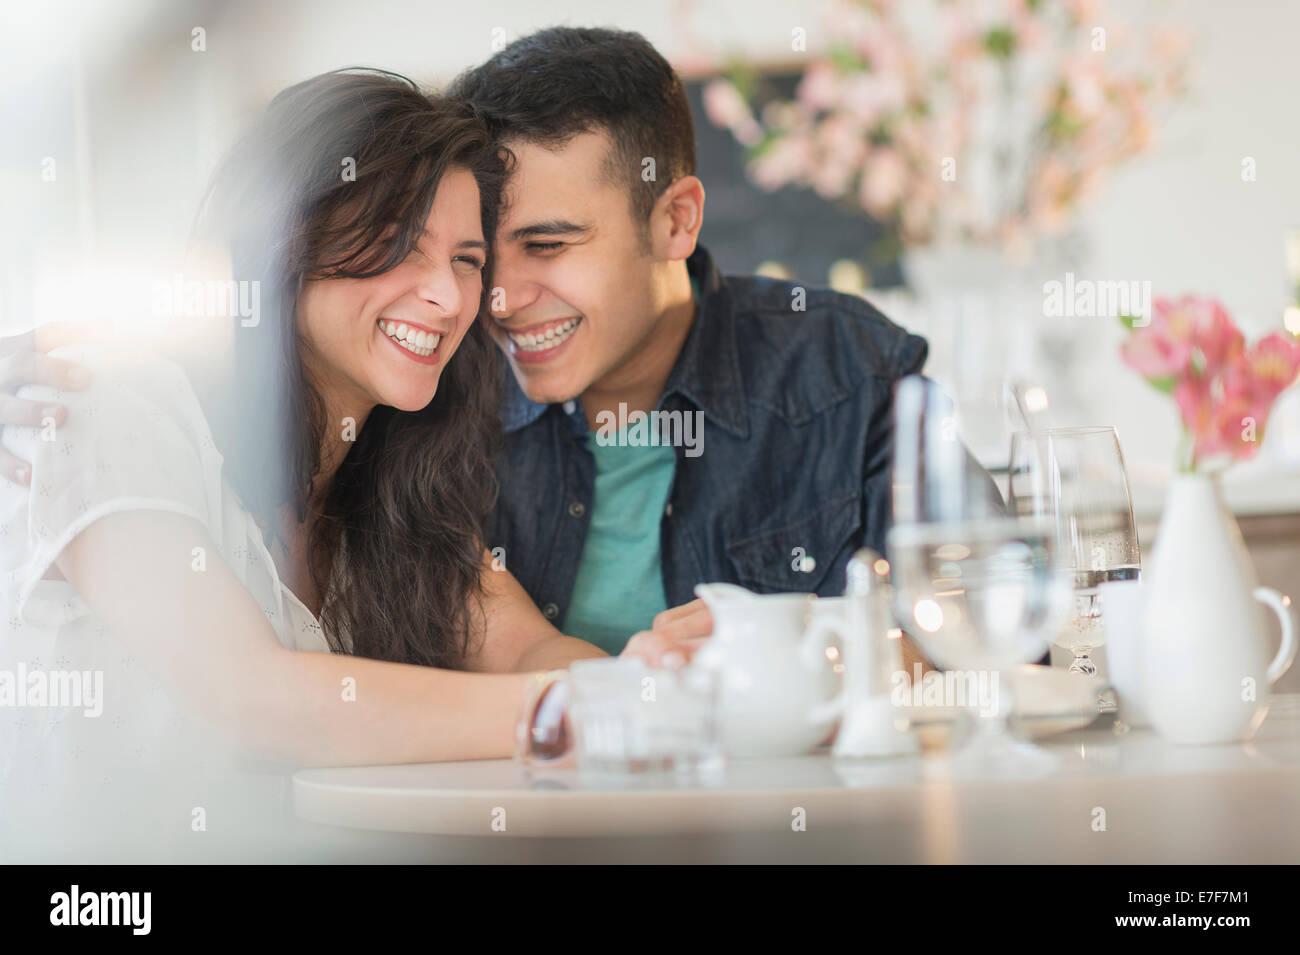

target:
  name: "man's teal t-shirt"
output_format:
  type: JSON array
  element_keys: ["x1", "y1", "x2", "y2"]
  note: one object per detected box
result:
[
  {"x1": 561, "y1": 278, "x2": 698, "y2": 653},
  {"x1": 561, "y1": 435, "x2": 675, "y2": 653}
]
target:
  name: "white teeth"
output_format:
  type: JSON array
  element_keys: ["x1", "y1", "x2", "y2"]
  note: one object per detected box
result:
[
  {"x1": 379, "y1": 320, "x2": 440, "y2": 358},
  {"x1": 507, "y1": 318, "x2": 580, "y2": 352}
]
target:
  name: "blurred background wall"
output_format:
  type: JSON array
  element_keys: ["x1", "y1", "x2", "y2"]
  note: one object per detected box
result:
[{"x1": 4, "y1": 0, "x2": 1298, "y2": 526}]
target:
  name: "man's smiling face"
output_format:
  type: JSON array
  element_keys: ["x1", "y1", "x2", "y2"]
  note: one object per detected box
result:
[{"x1": 483, "y1": 130, "x2": 664, "y2": 406}]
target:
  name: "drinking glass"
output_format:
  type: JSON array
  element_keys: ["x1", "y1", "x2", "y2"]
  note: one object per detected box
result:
[
  {"x1": 1007, "y1": 427, "x2": 1141, "y2": 676},
  {"x1": 888, "y1": 376, "x2": 1073, "y2": 775},
  {"x1": 516, "y1": 658, "x2": 721, "y2": 778}
]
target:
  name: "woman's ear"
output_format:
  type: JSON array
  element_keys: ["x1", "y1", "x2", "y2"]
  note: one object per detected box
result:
[{"x1": 651, "y1": 176, "x2": 706, "y2": 261}]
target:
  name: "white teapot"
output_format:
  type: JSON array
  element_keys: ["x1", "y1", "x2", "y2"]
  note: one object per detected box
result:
[{"x1": 690, "y1": 583, "x2": 840, "y2": 758}]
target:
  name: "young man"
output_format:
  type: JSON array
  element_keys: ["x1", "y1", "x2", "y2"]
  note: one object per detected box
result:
[
  {"x1": 447, "y1": 27, "x2": 927, "y2": 654},
  {"x1": 0, "y1": 27, "x2": 931, "y2": 661}
]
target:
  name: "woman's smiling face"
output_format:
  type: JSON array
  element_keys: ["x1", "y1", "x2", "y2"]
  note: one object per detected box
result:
[{"x1": 296, "y1": 166, "x2": 487, "y2": 416}]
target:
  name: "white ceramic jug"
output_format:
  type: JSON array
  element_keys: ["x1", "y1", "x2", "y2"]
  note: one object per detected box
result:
[
  {"x1": 1141, "y1": 474, "x2": 1297, "y2": 744},
  {"x1": 690, "y1": 583, "x2": 839, "y2": 757}
]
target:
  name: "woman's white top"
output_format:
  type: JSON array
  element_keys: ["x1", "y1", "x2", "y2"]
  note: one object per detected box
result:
[{"x1": 0, "y1": 343, "x2": 333, "y2": 860}]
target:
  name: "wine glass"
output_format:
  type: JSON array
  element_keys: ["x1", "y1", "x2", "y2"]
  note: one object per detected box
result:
[
  {"x1": 888, "y1": 376, "x2": 1074, "y2": 775},
  {"x1": 1007, "y1": 427, "x2": 1141, "y2": 677}
]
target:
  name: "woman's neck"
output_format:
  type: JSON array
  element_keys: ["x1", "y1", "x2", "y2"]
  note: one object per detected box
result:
[
  {"x1": 272, "y1": 388, "x2": 373, "y2": 616},
  {"x1": 307, "y1": 357, "x2": 376, "y2": 494},
  {"x1": 282, "y1": 380, "x2": 374, "y2": 534},
  {"x1": 317, "y1": 399, "x2": 372, "y2": 488}
]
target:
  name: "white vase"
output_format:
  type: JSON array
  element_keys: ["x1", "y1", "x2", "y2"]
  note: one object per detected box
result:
[
  {"x1": 1141, "y1": 473, "x2": 1297, "y2": 744},
  {"x1": 900, "y1": 243, "x2": 1053, "y2": 448}
]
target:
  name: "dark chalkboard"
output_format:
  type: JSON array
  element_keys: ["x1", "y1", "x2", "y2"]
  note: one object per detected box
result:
[{"x1": 686, "y1": 74, "x2": 905, "y2": 289}]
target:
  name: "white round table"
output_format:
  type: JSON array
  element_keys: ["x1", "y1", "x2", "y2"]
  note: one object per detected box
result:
[{"x1": 290, "y1": 695, "x2": 1300, "y2": 863}]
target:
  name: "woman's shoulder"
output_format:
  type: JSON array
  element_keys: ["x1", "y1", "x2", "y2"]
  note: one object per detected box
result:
[
  {"x1": 27, "y1": 342, "x2": 215, "y2": 448},
  {"x1": 1, "y1": 342, "x2": 226, "y2": 627},
  {"x1": 3, "y1": 340, "x2": 225, "y2": 517},
  {"x1": 45, "y1": 341, "x2": 197, "y2": 401}
]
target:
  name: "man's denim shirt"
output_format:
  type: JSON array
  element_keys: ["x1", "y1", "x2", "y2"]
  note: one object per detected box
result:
[{"x1": 489, "y1": 245, "x2": 929, "y2": 625}]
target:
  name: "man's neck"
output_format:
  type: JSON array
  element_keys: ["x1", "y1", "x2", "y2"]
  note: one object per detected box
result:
[{"x1": 581, "y1": 263, "x2": 696, "y2": 430}]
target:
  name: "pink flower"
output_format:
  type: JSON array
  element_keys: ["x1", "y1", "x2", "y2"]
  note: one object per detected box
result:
[
  {"x1": 1068, "y1": 0, "x2": 1101, "y2": 23},
  {"x1": 1122, "y1": 321, "x2": 1193, "y2": 380},
  {"x1": 1242, "y1": 331, "x2": 1300, "y2": 402},
  {"x1": 1061, "y1": 57, "x2": 1107, "y2": 121},
  {"x1": 817, "y1": 115, "x2": 868, "y2": 167},
  {"x1": 841, "y1": 72, "x2": 907, "y2": 125},
  {"x1": 705, "y1": 0, "x2": 1185, "y2": 256},
  {"x1": 1009, "y1": 0, "x2": 1047, "y2": 50},
  {"x1": 1174, "y1": 372, "x2": 1257, "y2": 465},
  {"x1": 1206, "y1": 380, "x2": 1264, "y2": 463},
  {"x1": 1127, "y1": 294, "x2": 1299, "y2": 470},
  {"x1": 749, "y1": 130, "x2": 814, "y2": 191},
  {"x1": 702, "y1": 80, "x2": 762, "y2": 147},
  {"x1": 858, "y1": 147, "x2": 908, "y2": 218},
  {"x1": 1173, "y1": 374, "x2": 1211, "y2": 438},
  {"x1": 1181, "y1": 296, "x2": 1245, "y2": 377},
  {"x1": 796, "y1": 62, "x2": 841, "y2": 114},
  {"x1": 852, "y1": 17, "x2": 903, "y2": 76},
  {"x1": 1123, "y1": 296, "x2": 1244, "y2": 383},
  {"x1": 1027, "y1": 155, "x2": 1075, "y2": 234},
  {"x1": 807, "y1": 116, "x2": 868, "y2": 198}
]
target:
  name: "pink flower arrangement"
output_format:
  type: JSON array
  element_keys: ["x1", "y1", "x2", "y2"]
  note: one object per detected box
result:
[
  {"x1": 703, "y1": 0, "x2": 1187, "y2": 257},
  {"x1": 1121, "y1": 297, "x2": 1300, "y2": 470}
]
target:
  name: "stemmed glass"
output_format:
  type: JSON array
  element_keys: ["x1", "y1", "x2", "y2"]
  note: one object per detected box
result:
[
  {"x1": 888, "y1": 376, "x2": 1074, "y2": 775},
  {"x1": 1007, "y1": 427, "x2": 1141, "y2": 676}
]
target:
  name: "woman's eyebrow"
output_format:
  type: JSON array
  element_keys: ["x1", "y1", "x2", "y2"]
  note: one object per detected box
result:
[{"x1": 419, "y1": 228, "x2": 487, "y2": 251}]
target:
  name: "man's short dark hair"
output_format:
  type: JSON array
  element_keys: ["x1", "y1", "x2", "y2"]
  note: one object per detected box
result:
[{"x1": 448, "y1": 27, "x2": 696, "y2": 230}]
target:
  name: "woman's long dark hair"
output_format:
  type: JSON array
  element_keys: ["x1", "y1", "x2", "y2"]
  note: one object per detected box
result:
[{"x1": 198, "y1": 69, "x2": 505, "y2": 668}]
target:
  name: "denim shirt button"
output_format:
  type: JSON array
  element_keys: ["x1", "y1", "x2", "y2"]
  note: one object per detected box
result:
[
  {"x1": 562, "y1": 400, "x2": 576, "y2": 415},
  {"x1": 542, "y1": 602, "x2": 559, "y2": 620},
  {"x1": 568, "y1": 500, "x2": 586, "y2": 518},
  {"x1": 665, "y1": 502, "x2": 673, "y2": 517}
]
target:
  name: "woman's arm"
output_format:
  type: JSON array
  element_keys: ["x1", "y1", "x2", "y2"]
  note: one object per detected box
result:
[
  {"x1": 462, "y1": 552, "x2": 711, "y2": 673},
  {"x1": 58, "y1": 510, "x2": 532, "y2": 766},
  {"x1": 462, "y1": 551, "x2": 608, "y2": 672}
]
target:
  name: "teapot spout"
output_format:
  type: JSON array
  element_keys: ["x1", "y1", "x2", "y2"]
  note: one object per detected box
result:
[{"x1": 693, "y1": 582, "x2": 756, "y2": 611}]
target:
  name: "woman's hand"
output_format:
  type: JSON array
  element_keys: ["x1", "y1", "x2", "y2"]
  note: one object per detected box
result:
[
  {"x1": 0, "y1": 323, "x2": 98, "y2": 485},
  {"x1": 620, "y1": 598, "x2": 714, "y2": 669}
]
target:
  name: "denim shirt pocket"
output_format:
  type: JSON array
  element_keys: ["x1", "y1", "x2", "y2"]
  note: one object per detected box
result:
[{"x1": 725, "y1": 491, "x2": 862, "y2": 594}]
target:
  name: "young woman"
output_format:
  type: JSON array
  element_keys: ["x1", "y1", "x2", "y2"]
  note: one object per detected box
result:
[{"x1": 0, "y1": 71, "x2": 691, "y2": 857}]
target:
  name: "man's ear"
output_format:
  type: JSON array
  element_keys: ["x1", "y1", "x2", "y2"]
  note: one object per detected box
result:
[{"x1": 650, "y1": 175, "x2": 705, "y2": 262}]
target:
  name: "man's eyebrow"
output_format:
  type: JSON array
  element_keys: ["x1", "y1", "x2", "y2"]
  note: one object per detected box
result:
[{"x1": 507, "y1": 220, "x2": 593, "y2": 241}]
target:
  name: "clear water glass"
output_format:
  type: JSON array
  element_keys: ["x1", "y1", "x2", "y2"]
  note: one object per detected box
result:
[{"x1": 1008, "y1": 426, "x2": 1141, "y2": 677}]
